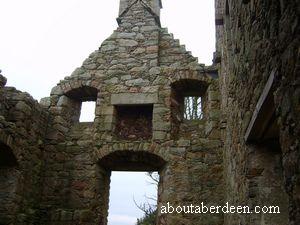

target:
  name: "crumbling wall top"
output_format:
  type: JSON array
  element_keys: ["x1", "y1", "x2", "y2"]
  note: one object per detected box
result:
[{"x1": 0, "y1": 70, "x2": 7, "y2": 88}]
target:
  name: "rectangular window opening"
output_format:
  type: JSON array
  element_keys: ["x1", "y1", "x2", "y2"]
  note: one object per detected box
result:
[
  {"x1": 79, "y1": 101, "x2": 96, "y2": 122},
  {"x1": 108, "y1": 171, "x2": 159, "y2": 225},
  {"x1": 184, "y1": 96, "x2": 203, "y2": 120}
]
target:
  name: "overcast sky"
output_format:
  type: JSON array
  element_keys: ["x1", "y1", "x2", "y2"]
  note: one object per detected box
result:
[{"x1": 0, "y1": 0, "x2": 215, "y2": 224}]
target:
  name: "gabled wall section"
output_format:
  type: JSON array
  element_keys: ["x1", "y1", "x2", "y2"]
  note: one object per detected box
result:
[
  {"x1": 40, "y1": 1, "x2": 224, "y2": 224},
  {"x1": 0, "y1": 1, "x2": 225, "y2": 224}
]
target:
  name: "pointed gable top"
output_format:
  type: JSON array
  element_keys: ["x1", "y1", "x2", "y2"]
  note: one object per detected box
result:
[{"x1": 118, "y1": 0, "x2": 162, "y2": 26}]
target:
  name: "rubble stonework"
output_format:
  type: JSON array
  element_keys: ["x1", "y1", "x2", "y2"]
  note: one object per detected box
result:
[
  {"x1": 0, "y1": 0, "x2": 299, "y2": 224},
  {"x1": 0, "y1": 81, "x2": 49, "y2": 224},
  {"x1": 215, "y1": 0, "x2": 299, "y2": 224}
]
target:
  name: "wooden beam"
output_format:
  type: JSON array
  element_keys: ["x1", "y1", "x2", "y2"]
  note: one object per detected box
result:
[{"x1": 244, "y1": 70, "x2": 277, "y2": 142}]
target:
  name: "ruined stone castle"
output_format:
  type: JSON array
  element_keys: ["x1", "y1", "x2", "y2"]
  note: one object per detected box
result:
[{"x1": 0, "y1": 0, "x2": 299, "y2": 224}]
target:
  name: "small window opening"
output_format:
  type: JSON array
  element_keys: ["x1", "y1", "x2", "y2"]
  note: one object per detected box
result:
[
  {"x1": 108, "y1": 172, "x2": 159, "y2": 225},
  {"x1": 184, "y1": 96, "x2": 203, "y2": 120},
  {"x1": 79, "y1": 101, "x2": 96, "y2": 122},
  {"x1": 171, "y1": 79, "x2": 207, "y2": 138},
  {"x1": 115, "y1": 105, "x2": 153, "y2": 140},
  {"x1": 64, "y1": 86, "x2": 98, "y2": 124}
]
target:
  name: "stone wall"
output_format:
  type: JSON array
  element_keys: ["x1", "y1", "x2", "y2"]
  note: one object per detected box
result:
[
  {"x1": 2, "y1": 0, "x2": 298, "y2": 224},
  {"x1": 215, "y1": 0, "x2": 300, "y2": 224},
  {"x1": 0, "y1": 72, "x2": 49, "y2": 224}
]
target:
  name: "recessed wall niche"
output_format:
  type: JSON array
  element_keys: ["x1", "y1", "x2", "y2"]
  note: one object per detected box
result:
[{"x1": 114, "y1": 104, "x2": 153, "y2": 140}]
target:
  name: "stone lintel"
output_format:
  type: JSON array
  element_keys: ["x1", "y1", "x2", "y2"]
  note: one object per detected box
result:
[{"x1": 111, "y1": 93, "x2": 158, "y2": 105}]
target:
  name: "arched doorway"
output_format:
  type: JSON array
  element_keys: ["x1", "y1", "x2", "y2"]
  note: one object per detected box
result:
[
  {"x1": 96, "y1": 150, "x2": 166, "y2": 225},
  {"x1": 0, "y1": 141, "x2": 19, "y2": 224}
]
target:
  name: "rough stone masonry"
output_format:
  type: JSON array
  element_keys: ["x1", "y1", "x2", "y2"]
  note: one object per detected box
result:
[{"x1": 0, "y1": 0, "x2": 299, "y2": 225}]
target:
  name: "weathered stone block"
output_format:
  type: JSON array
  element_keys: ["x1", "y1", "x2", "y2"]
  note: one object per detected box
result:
[
  {"x1": 15, "y1": 102, "x2": 32, "y2": 115},
  {"x1": 153, "y1": 131, "x2": 167, "y2": 140},
  {"x1": 111, "y1": 93, "x2": 158, "y2": 105},
  {"x1": 40, "y1": 97, "x2": 51, "y2": 108},
  {"x1": 104, "y1": 77, "x2": 119, "y2": 84},
  {"x1": 57, "y1": 96, "x2": 72, "y2": 107},
  {"x1": 101, "y1": 44, "x2": 116, "y2": 52},
  {"x1": 170, "y1": 147, "x2": 186, "y2": 156},
  {"x1": 153, "y1": 122, "x2": 170, "y2": 131},
  {"x1": 149, "y1": 67, "x2": 161, "y2": 75},
  {"x1": 140, "y1": 26, "x2": 158, "y2": 32},
  {"x1": 116, "y1": 32, "x2": 136, "y2": 39},
  {"x1": 51, "y1": 85, "x2": 63, "y2": 95},
  {"x1": 120, "y1": 75, "x2": 132, "y2": 80},
  {"x1": 119, "y1": 39, "x2": 139, "y2": 47},
  {"x1": 177, "y1": 139, "x2": 191, "y2": 147}
]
